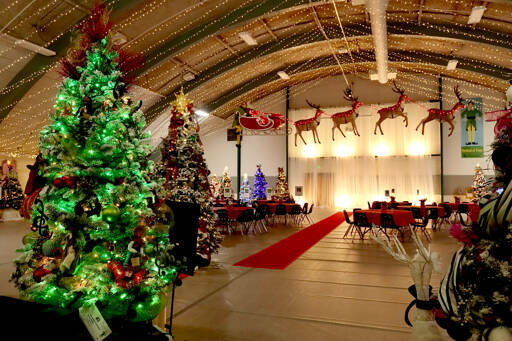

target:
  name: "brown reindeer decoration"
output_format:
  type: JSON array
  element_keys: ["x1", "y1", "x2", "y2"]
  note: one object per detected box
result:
[
  {"x1": 331, "y1": 87, "x2": 363, "y2": 140},
  {"x1": 374, "y1": 82, "x2": 409, "y2": 135},
  {"x1": 416, "y1": 85, "x2": 465, "y2": 137},
  {"x1": 294, "y1": 100, "x2": 324, "y2": 146}
]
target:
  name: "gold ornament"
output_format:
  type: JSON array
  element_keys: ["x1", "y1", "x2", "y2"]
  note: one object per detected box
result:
[{"x1": 173, "y1": 87, "x2": 193, "y2": 113}]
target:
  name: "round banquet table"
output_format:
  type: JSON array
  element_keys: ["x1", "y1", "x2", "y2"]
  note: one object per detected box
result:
[
  {"x1": 263, "y1": 203, "x2": 300, "y2": 214},
  {"x1": 213, "y1": 206, "x2": 253, "y2": 220},
  {"x1": 396, "y1": 205, "x2": 446, "y2": 217},
  {"x1": 356, "y1": 209, "x2": 415, "y2": 227}
]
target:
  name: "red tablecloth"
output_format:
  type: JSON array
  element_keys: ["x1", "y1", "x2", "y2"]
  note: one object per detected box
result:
[
  {"x1": 443, "y1": 202, "x2": 480, "y2": 222},
  {"x1": 213, "y1": 206, "x2": 253, "y2": 220},
  {"x1": 357, "y1": 209, "x2": 415, "y2": 227},
  {"x1": 396, "y1": 205, "x2": 446, "y2": 217},
  {"x1": 263, "y1": 203, "x2": 300, "y2": 214},
  {"x1": 371, "y1": 201, "x2": 387, "y2": 209}
]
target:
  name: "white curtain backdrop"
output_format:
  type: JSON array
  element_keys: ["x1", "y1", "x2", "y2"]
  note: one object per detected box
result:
[{"x1": 288, "y1": 102, "x2": 441, "y2": 209}]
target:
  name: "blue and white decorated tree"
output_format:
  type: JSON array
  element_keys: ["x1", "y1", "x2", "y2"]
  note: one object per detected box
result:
[{"x1": 252, "y1": 164, "x2": 267, "y2": 200}]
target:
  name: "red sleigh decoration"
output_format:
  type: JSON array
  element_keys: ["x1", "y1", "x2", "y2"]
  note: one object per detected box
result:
[
  {"x1": 485, "y1": 107, "x2": 512, "y2": 137},
  {"x1": 237, "y1": 106, "x2": 286, "y2": 131}
]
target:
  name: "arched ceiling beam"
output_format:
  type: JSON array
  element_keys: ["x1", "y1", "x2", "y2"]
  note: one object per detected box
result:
[
  {"x1": 136, "y1": 2, "x2": 512, "y2": 78},
  {"x1": 142, "y1": 24, "x2": 512, "y2": 120},
  {"x1": 209, "y1": 62, "x2": 508, "y2": 118},
  {"x1": 134, "y1": 0, "x2": 313, "y2": 76},
  {"x1": 0, "y1": 0, "x2": 148, "y2": 124}
]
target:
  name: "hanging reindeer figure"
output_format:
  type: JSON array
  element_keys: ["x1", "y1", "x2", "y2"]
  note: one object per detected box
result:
[
  {"x1": 294, "y1": 100, "x2": 324, "y2": 146},
  {"x1": 374, "y1": 82, "x2": 409, "y2": 135},
  {"x1": 416, "y1": 85, "x2": 465, "y2": 137},
  {"x1": 372, "y1": 229, "x2": 444, "y2": 341},
  {"x1": 331, "y1": 87, "x2": 363, "y2": 140}
]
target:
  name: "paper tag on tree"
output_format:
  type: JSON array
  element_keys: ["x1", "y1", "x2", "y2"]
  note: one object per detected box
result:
[
  {"x1": 131, "y1": 257, "x2": 140, "y2": 267},
  {"x1": 79, "y1": 303, "x2": 112, "y2": 341}
]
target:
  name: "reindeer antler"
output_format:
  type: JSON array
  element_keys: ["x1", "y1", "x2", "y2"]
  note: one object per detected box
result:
[
  {"x1": 454, "y1": 85, "x2": 464, "y2": 102},
  {"x1": 306, "y1": 99, "x2": 320, "y2": 110},
  {"x1": 392, "y1": 81, "x2": 405, "y2": 95}
]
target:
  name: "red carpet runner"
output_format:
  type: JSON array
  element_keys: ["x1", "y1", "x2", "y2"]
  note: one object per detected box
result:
[{"x1": 233, "y1": 212, "x2": 346, "y2": 270}]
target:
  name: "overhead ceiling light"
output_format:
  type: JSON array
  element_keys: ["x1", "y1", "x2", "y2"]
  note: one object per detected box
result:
[
  {"x1": 239, "y1": 31, "x2": 258, "y2": 46},
  {"x1": 14, "y1": 39, "x2": 55, "y2": 56},
  {"x1": 112, "y1": 32, "x2": 127, "y2": 45},
  {"x1": 183, "y1": 72, "x2": 195, "y2": 81},
  {"x1": 369, "y1": 69, "x2": 396, "y2": 81},
  {"x1": 351, "y1": 0, "x2": 366, "y2": 6},
  {"x1": 446, "y1": 59, "x2": 458, "y2": 70},
  {"x1": 467, "y1": 6, "x2": 486, "y2": 24},
  {"x1": 195, "y1": 109, "x2": 209, "y2": 117},
  {"x1": 277, "y1": 71, "x2": 290, "y2": 80}
]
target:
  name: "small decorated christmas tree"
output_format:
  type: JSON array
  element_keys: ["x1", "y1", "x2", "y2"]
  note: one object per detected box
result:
[
  {"x1": 157, "y1": 88, "x2": 222, "y2": 262},
  {"x1": 220, "y1": 167, "x2": 233, "y2": 199},
  {"x1": 472, "y1": 163, "x2": 486, "y2": 202},
  {"x1": 11, "y1": 4, "x2": 178, "y2": 322},
  {"x1": 239, "y1": 174, "x2": 252, "y2": 204},
  {"x1": 252, "y1": 164, "x2": 267, "y2": 200},
  {"x1": 210, "y1": 174, "x2": 220, "y2": 198},
  {"x1": 0, "y1": 159, "x2": 24, "y2": 210},
  {"x1": 274, "y1": 167, "x2": 290, "y2": 200}
]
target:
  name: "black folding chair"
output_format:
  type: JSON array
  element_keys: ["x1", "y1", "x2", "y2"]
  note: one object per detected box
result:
[
  {"x1": 298, "y1": 203, "x2": 309, "y2": 225},
  {"x1": 353, "y1": 211, "x2": 372, "y2": 239},
  {"x1": 253, "y1": 206, "x2": 268, "y2": 233},
  {"x1": 304, "y1": 204, "x2": 314, "y2": 224},
  {"x1": 380, "y1": 213, "x2": 404, "y2": 241},
  {"x1": 428, "y1": 208, "x2": 439, "y2": 231},
  {"x1": 343, "y1": 210, "x2": 363, "y2": 240},
  {"x1": 457, "y1": 204, "x2": 471, "y2": 226},
  {"x1": 275, "y1": 204, "x2": 287, "y2": 224},
  {"x1": 288, "y1": 204, "x2": 302, "y2": 225},
  {"x1": 216, "y1": 209, "x2": 232, "y2": 235},
  {"x1": 237, "y1": 209, "x2": 255, "y2": 234},
  {"x1": 410, "y1": 208, "x2": 430, "y2": 241},
  {"x1": 439, "y1": 203, "x2": 453, "y2": 225}
]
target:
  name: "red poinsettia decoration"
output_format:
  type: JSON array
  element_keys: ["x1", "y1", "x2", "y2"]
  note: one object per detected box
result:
[
  {"x1": 450, "y1": 223, "x2": 479, "y2": 246},
  {"x1": 77, "y1": 2, "x2": 112, "y2": 43},
  {"x1": 116, "y1": 48, "x2": 145, "y2": 83}
]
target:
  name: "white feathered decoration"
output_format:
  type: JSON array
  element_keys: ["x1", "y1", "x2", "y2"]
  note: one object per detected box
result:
[{"x1": 371, "y1": 228, "x2": 443, "y2": 341}]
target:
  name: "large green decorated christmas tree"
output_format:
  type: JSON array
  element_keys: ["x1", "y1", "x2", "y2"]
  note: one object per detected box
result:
[
  {"x1": 11, "y1": 4, "x2": 179, "y2": 322},
  {"x1": 157, "y1": 89, "x2": 222, "y2": 263}
]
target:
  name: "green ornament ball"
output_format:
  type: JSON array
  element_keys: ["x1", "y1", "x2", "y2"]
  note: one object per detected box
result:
[
  {"x1": 22, "y1": 232, "x2": 39, "y2": 245},
  {"x1": 145, "y1": 243, "x2": 155, "y2": 255},
  {"x1": 153, "y1": 223, "x2": 170, "y2": 235},
  {"x1": 102, "y1": 205, "x2": 120, "y2": 222},
  {"x1": 42, "y1": 239, "x2": 59, "y2": 257}
]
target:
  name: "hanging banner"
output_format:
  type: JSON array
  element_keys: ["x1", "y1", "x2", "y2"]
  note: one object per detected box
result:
[{"x1": 460, "y1": 97, "x2": 484, "y2": 158}]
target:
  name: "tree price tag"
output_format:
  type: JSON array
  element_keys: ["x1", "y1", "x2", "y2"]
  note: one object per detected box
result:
[{"x1": 79, "y1": 304, "x2": 112, "y2": 341}]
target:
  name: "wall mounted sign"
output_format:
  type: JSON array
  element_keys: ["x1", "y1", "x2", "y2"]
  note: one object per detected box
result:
[{"x1": 460, "y1": 97, "x2": 484, "y2": 158}]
